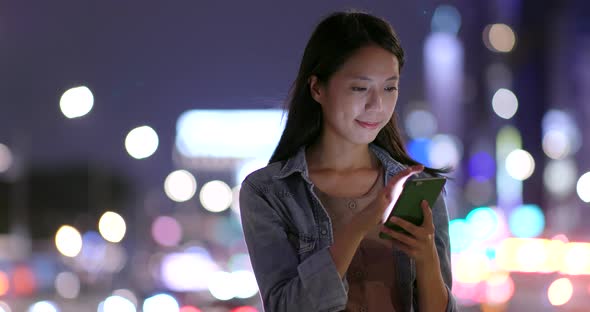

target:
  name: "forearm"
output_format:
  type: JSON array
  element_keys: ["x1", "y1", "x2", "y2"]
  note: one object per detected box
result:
[
  {"x1": 415, "y1": 255, "x2": 448, "y2": 312},
  {"x1": 329, "y1": 221, "x2": 366, "y2": 278}
]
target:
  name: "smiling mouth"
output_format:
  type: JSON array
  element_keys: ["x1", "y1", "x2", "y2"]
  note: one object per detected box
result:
[{"x1": 355, "y1": 120, "x2": 380, "y2": 129}]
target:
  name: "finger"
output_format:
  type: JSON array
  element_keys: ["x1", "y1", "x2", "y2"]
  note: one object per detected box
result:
[
  {"x1": 421, "y1": 200, "x2": 435, "y2": 230},
  {"x1": 389, "y1": 216, "x2": 422, "y2": 237},
  {"x1": 381, "y1": 226, "x2": 418, "y2": 246},
  {"x1": 384, "y1": 165, "x2": 423, "y2": 199}
]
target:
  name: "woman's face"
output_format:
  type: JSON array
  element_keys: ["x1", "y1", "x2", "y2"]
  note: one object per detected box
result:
[{"x1": 310, "y1": 44, "x2": 400, "y2": 145}]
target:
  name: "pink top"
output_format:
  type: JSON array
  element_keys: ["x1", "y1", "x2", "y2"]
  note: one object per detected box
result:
[{"x1": 314, "y1": 169, "x2": 399, "y2": 312}]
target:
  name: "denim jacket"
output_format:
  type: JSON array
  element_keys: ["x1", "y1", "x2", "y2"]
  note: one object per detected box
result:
[{"x1": 239, "y1": 143, "x2": 458, "y2": 312}]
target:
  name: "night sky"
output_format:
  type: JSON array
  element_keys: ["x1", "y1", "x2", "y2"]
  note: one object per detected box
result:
[{"x1": 1, "y1": 0, "x2": 442, "y2": 192}]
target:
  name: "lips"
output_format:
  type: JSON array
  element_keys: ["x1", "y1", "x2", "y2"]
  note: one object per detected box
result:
[{"x1": 355, "y1": 120, "x2": 380, "y2": 129}]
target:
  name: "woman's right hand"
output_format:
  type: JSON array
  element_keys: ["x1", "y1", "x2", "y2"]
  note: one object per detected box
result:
[{"x1": 355, "y1": 165, "x2": 424, "y2": 234}]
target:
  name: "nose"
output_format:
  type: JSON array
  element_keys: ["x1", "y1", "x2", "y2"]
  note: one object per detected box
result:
[{"x1": 365, "y1": 89, "x2": 383, "y2": 112}]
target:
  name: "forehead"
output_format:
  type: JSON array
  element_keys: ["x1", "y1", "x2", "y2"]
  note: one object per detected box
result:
[{"x1": 337, "y1": 45, "x2": 400, "y2": 78}]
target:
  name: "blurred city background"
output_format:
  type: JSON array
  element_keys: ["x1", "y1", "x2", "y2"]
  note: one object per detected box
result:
[{"x1": 0, "y1": 0, "x2": 589, "y2": 311}]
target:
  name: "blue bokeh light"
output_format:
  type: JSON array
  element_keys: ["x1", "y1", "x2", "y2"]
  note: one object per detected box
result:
[{"x1": 508, "y1": 204, "x2": 545, "y2": 238}]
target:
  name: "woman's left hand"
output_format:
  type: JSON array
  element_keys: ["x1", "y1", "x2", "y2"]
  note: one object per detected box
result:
[{"x1": 381, "y1": 200, "x2": 439, "y2": 265}]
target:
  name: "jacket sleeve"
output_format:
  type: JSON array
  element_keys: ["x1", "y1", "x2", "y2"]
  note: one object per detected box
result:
[
  {"x1": 239, "y1": 180, "x2": 348, "y2": 312},
  {"x1": 420, "y1": 194, "x2": 459, "y2": 311}
]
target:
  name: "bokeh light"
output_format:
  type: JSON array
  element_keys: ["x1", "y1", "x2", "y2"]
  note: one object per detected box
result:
[
  {"x1": 547, "y1": 278, "x2": 573, "y2": 306},
  {"x1": 143, "y1": 294, "x2": 179, "y2": 312},
  {"x1": 102, "y1": 295, "x2": 136, "y2": 312},
  {"x1": 508, "y1": 204, "x2": 545, "y2": 238},
  {"x1": 485, "y1": 272, "x2": 515, "y2": 304},
  {"x1": 468, "y1": 151, "x2": 496, "y2": 181},
  {"x1": 0, "y1": 301, "x2": 11, "y2": 312},
  {"x1": 164, "y1": 170, "x2": 197, "y2": 202},
  {"x1": 12, "y1": 265, "x2": 36, "y2": 296},
  {"x1": 112, "y1": 289, "x2": 138, "y2": 308},
  {"x1": 542, "y1": 129, "x2": 570, "y2": 159},
  {"x1": 231, "y1": 307, "x2": 258, "y2": 312},
  {"x1": 231, "y1": 270, "x2": 259, "y2": 299},
  {"x1": 54, "y1": 272, "x2": 80, "y2": 299},
  {"x1": 542, "y1": 109, "x2": 581, "y2": 156},
  {"x1": 576, "y1": 172, "x2": 590, "y2": 203},
  {"x1": 453, "y1": 251, "x2": 491, "y2": 284},
  {"x1": 408, "y1": 138, "x2": 432, "y2": 167},
  {"x1": 98, "y1": 211, "x2": 127, "y2": 243},
  {"x1": 27, "y1": 301, "x2": 59, "y2": 312},
  {"x1": 60, "y1": 86, "x2": 94, "y2": 119},
  {"x1": 152, "y1": 216, "x2": 183, "y2": 247},
  {"x1": 492, "y1": 88, "x2": 518, "y2": 119},
  {"x1": 161, "y1": 251, "x2": 219, "y2": 292},
  {"x1": 431, "y1": 4, "x2": 461, "y2": 35},
  {"x1": 0, "y1": 143, "x2": 13, "y2": 173},
  {"x1": 180, "y1": 307, "x2": 202, "y2": 312},
  {"x1": 76, "y1": 231, "x2": 108, "y2": 273},
  {"x1": 449, "y1": 219, "x2": 473, "y2": 253},
  {"x1": 55, "y1": 225, "x2": 83, "y2": 257},
  {"x1": 484, "y1": 24, "x2": 516, "y2": 53},
  {"x1": 200, "y1": 180, "x2": 233, "y2": 213},
  {"x1": 561, "y1": 243, "x2": 590, "y2": 275},
  {"x1": 125, "y1": 125, "x2": 159, "y2": 159},
  {"x1": 543, "y1": 159, "x2": 577, "y2": 197},
  {"x1": 0, "y1": 272, "x2": 8, "y2": 296},
  {"x1": 231, "y1": 185, "x2": 241, "y2": 216},
  {"x1": 466, "y1": 207, "x2": 499, "y2": 241},
  {"x1": 405, "y1": 110, "x2": 438, "y2": 139},
  {"x1": 428, "y1": 134, "x2": 462, "y2": 169},
  {"x1": 505, "y1": 149, "x2": 535, "y2": 180},
  {"x1": 208, "y1": 271, "x2": 235, "y2": 301}
]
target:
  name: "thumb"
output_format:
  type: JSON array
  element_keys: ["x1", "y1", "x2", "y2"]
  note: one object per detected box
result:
[{"x1": 384, "y1": 165, "x2": 424, "y2": 200}]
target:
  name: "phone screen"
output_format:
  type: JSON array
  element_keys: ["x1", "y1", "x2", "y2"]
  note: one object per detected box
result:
[{"x1": 379, "y1": 176, "x2": 446, "y2": 239}]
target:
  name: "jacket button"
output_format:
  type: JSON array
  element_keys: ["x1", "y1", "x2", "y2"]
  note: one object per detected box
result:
[{"x1": 320, "y1": 229, "x2": 328, "y2": 235}]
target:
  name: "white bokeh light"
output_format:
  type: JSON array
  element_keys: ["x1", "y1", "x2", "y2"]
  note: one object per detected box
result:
[
  {"x1": 577, "y1": 172, "x2": 590, "y2": 203},
  {"x1": 0, "y1": 144, "x2": 13, "y2": 173},
  {"x1": 405, "y1": 109, "x2": 438, "y2": 139},
  {"x1": 200, "y1": 180, "x2": 233, "y2": 213},
  {"x1": 428, "y1": 134, "x2": 462, "y2": 168},
  {"x1": 542, "y1": 129, "x2": 570, "y2": 160},
  {"x1": 492, "y1": 88, "x2": 518, "y2": 119},
  {"x1": 0, "y1": 301, "x2": 11, "y2": 312},
  {"x1": 112, "y1": 289, "x2": 138, "y2": 308},
  {"x1": 544, "y1": 159, "x2": 577, "y2": 197},
  {"x1": 231, "y1": 270, "x2": 259, "y2": 299},
  {"x1": 505, "y1": 149, "x2": 535, "y2": 181},
  {"x1": 102, "y1": 295, "x2": 136, "y2": 312},
  {"x1": 98, "y1": 211, "x2": 127, "y2": 243},
  {"x1": 28, "y1": 301, "x2": 59, "y2": 312},
  {"x1": 55, "y1": 225, "x2": 83, "y2": 257},
  {"x1": 208, "y1": 271, "x2": 234, "y2": 301},
  {"x1": 54, "y1": 272, "x2": 80, "y2": 299},
  {"x1": 164, "y1": 170, "x2": 197, "y2": 202},
  {"x1": 142, "y1": 294, "x2": 179, "y2": 312},
  {"x1": 231, "y1": 185, "x2": 241, "y2": 216},
  {"x1": 60, "y1": 86, "x2": 94, "y2": 119},
  {"x1": 125, "y1": 126, "x2": 159, "y2": 159}
]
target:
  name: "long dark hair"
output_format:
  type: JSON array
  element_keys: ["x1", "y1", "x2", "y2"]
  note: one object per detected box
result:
[{"x1": 269, "y1": 10, "x2": 450, "y2": 177}]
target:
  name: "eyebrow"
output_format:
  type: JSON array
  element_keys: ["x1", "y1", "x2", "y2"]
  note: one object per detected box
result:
[{"x1": 351, "y1": 75, "x2": 399, "y2": 81}]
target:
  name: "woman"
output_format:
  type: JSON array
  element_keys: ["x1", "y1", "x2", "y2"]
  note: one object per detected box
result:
[{"x1": 240, "y1": 10, "x2": 457, "y2": 312}]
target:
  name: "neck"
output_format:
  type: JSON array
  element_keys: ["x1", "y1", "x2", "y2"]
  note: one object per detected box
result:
[{"x1": 306, "y1": 134, "x2": 376, "y2": 172}]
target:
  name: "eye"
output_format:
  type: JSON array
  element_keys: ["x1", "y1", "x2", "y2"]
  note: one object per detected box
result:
[
  {"x1": 385, "y1": 86, "x2": 398, "y2": 92},
  {"x1": 351, "y1": 86, "x2": 367, "y2": 92}
]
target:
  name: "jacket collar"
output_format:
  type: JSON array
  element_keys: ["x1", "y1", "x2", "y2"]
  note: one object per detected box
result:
[{"x1": 273, "y1": 143, "x2": 407, "y2": 183}]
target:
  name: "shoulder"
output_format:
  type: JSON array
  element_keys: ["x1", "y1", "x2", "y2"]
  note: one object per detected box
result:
[{"x1": 241, "y1": 160, "x2": 287, "y2": 193}]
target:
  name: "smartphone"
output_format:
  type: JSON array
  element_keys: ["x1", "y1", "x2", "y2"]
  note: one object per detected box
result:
[{"x1": 379, "y1": 176, "x2": 446, "y2": 240}]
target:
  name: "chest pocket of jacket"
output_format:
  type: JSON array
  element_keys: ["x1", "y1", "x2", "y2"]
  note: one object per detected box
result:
[{"x1": 286, "y1": 232, "x2": 316, "y2": 258}]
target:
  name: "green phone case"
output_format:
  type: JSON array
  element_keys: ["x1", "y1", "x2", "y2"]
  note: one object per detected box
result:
[{"x1": 379, "y1": 176, "x2": 446, "y2": 240}]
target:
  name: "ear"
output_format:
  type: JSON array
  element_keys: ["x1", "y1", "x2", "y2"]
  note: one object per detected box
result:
[{"x1": 308, "y1": 75, "x2": 324, "y2": 104}]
